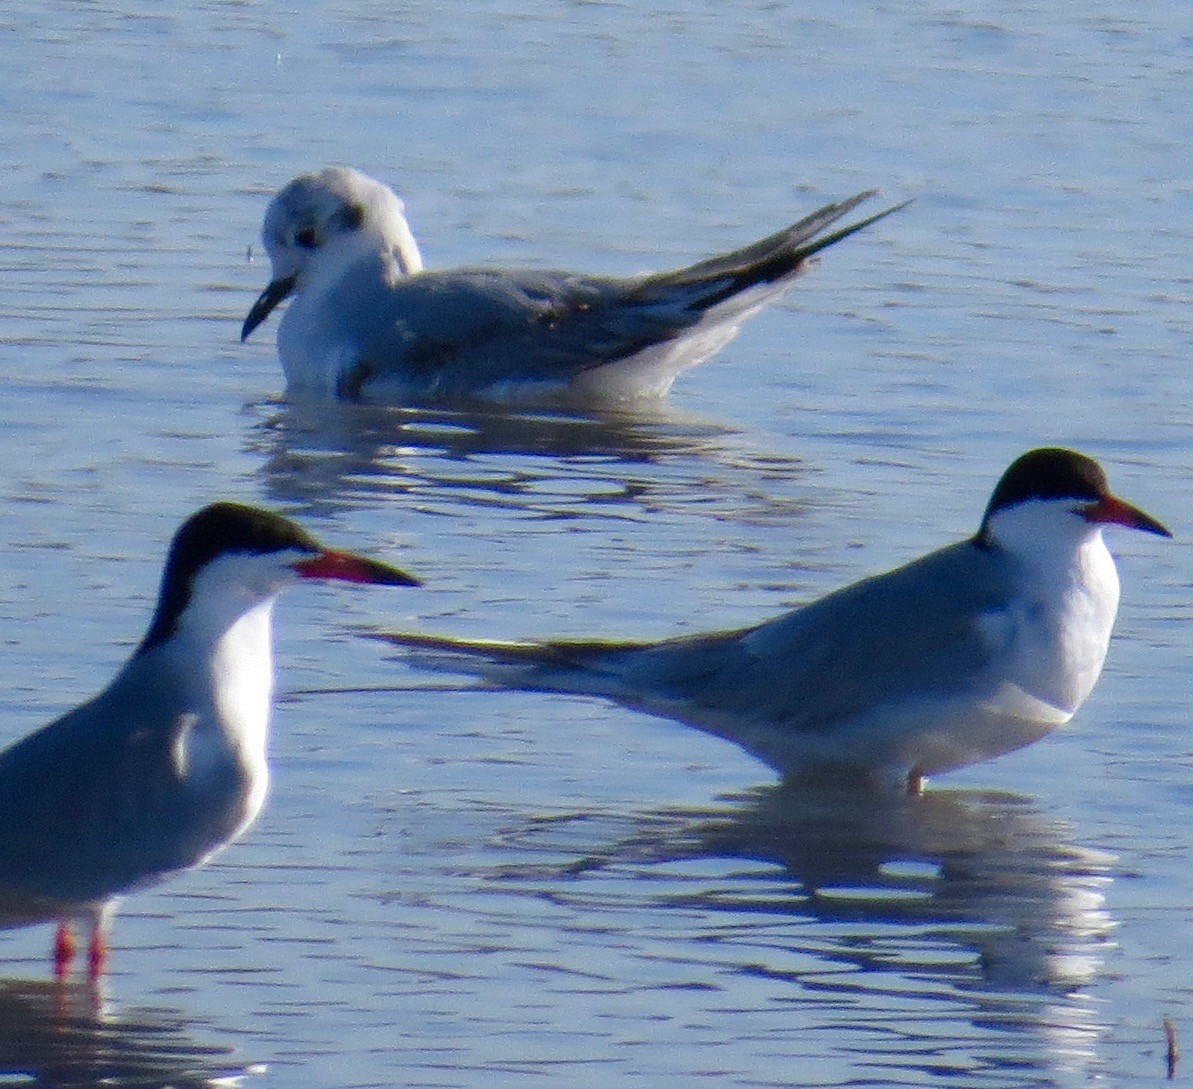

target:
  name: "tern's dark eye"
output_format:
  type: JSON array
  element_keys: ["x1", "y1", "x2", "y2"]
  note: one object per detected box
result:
[{"x1": 294, "y1": 227, "x2": 319, "y2": 249}]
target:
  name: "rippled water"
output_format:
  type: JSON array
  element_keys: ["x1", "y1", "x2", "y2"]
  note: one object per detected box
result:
[{"x1": 0, "y1": 0, "x2": 1189, "y2": 1086}]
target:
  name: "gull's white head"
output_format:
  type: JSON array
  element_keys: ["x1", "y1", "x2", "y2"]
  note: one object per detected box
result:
[
  {"x1": 242, "y1": 167, "x2": 424, "y2": 342},
  {"x1": 977, "y1": 447, "x2": 1171, "y2": 561}
]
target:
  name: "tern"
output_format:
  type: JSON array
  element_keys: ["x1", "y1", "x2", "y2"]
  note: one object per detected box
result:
[
  {"x1": 0, "y1": 502, "x2": 419, "y2": 979},
  {"x1": 241, "y1": 166, "x2": 907, "y2": 404},
  {"x1": 375, "y1": 448, "x2": 1169, "y2": 794}
]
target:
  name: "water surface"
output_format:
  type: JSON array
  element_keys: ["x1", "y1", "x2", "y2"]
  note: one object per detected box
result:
[{"x1": 0, "y1": 0, "x2": 1189, "y2": 1085}]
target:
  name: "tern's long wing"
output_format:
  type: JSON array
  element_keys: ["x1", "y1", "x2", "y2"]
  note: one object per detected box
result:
[
  {"x1": 0, "y1": 668, "x2": 245, "y2": 905},
  {"x1": 379, "y1": 539, "x2": 1014, "y2": 744}
]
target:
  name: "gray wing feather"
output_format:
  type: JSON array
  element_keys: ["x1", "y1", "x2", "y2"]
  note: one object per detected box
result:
[
  {"x1": 599, "y1": 542, "x2": 1007, "y2": 733},
  {"x1": 378, "y1": 539, "x2": 1009, "y2": 741},
  {"x1": 344, "y1": 268, "x2": 691, "y2": 396},
  {"x1": 0, "y1": 675, "x2": 244, "y2": 904},
  {"x1": 337, "y1": 192, "x2": 904, "y2": 396}
]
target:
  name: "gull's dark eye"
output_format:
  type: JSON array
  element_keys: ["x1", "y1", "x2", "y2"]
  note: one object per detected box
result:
[{"x1": 295, "y1": 227, "x2": 318, "y2": 249}]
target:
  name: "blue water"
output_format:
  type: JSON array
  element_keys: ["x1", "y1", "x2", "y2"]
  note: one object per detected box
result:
[{"x1": 0, "y1": 0, "x2": 1189, "y2": 1085}]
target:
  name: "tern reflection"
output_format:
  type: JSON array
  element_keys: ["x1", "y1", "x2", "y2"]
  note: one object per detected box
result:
[
  {"x1": 511, "y1": 785, "x2": 1115, "y2": 995},
  {"x1": 693, "y1": 785, "x2": 1112, "y2": 992},
  {"x1": 0, "y1": 978, "x2": 258, "y2": 1088},
  {"x1": 246, "y1": 398, "x2": 806, "y2": 520},
  {"x1": 498, "y1": 785, "x2": 1113, "y2": 1079}
]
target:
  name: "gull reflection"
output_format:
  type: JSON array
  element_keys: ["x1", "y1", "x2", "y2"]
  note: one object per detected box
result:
[
  {"x1": 245, "y1": 398, "x2": 806, "y2": 520},
  {"x1": 0, "y1": 977, "x2": 260, "y2": 1088}
]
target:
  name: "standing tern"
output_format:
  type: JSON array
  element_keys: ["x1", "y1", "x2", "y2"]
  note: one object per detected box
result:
[
  {"x1": 0, "y1": 502, "x2": 419, "y2": 979},
  {"x1": 241, "y1": 166, "x2": 907, "y2": 404},
  {"x1": 375, "y1": 448, "x2": 1169, "y2": 794}
]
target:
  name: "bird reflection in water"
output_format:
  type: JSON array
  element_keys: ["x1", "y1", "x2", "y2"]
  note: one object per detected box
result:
[
  {"x1": 496, "y1": 785, "x2": 1114, "y2": 1076},
  {"x1": 685, "y1": 786, "x2": 1113, "y2": 993},
  {"x1": 0, "y1": 977, "x2": 261, "y2": 1087},
  {"x1": 245, "y1": 398, "x2": 805, "y2": 522}
]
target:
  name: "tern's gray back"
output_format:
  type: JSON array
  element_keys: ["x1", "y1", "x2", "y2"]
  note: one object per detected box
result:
[
  {"x1": 586, "y1": 537, "x2": 1015, "y2": 734},
  {"x1": 0, "y1": 653, "x2": 250, "y2": 905}
]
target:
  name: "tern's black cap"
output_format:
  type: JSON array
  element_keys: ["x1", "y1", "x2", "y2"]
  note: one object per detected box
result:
[
  {"x1": 978, "y1": 447, "x2": 1170, "y2": 544},
  {"x1": 138, "y1": 503, "x2": 323, "y2": 654}
]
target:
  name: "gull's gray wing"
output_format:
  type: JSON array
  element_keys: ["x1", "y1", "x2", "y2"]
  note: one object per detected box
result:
[
  {"x1": 338, "y1": 265, "x2": 699, "y2": 397},
  {"x1": 331, "y1": 193, "x2": 904, "y2": 398}
]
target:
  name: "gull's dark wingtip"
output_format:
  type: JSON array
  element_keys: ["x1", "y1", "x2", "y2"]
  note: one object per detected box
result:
[{"x1": 798, "y1": 194, "x2": 913, "y2": 260}]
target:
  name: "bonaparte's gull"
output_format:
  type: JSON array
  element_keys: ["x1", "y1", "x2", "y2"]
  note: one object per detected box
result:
[
  {"x1": 0, "y1": 503, "x2": 418, "y2": 978},
  {"x1": 242, "y1": 166, "x2": 907, "y2": 405},
  {"x1": 375, "y1": 449, "x2": 1169, "y2": 794}
]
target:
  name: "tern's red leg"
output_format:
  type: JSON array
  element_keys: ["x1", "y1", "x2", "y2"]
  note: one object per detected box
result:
[
  {"x1": 53, "y1": 923, "x2": 76, "y2": 980},
  {"x1": 87, "y1": 924, "x2": 108, "y2": 980}
]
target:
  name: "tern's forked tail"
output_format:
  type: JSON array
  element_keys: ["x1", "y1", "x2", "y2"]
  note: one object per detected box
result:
[{"x1": 369, "y1": 628, "x2": 634, "y2": 696}]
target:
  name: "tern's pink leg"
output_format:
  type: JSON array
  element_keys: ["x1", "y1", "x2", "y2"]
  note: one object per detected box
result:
[
  {"x1": 53, "y1": 923, "x2": 76, "y2": 980},
  {"x1": 87, "y1": 924, "x2": 108, "y2": 980}
]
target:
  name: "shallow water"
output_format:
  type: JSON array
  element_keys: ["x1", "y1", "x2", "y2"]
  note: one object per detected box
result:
[{"x1": 0, "y1": 0, "x2": 1190, "y2": 1085}]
